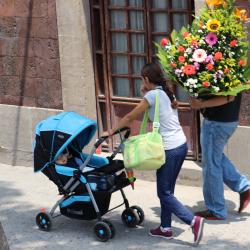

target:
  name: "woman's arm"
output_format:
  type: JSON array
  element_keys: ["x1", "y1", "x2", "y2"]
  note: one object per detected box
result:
[
  {"x1": 189, "y1": 95, "x2": 235, "y2": 110},
  {"x1": 108, "y1": 99, "x2": 149, "y2": 135}
]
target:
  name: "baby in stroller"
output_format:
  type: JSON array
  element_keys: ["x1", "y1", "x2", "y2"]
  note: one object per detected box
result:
[{"x1": 34, "y1": 111, "x2": 144, "y2": 242}]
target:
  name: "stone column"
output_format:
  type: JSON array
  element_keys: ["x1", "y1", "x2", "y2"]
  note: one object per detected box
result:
[{"x1": 56, "y1": 0, "x2": 97, "y2": 120}]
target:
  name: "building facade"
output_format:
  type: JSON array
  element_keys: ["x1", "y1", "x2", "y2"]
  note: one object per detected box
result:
[{"x1": 0, "y1": 0, "x2": 249, "y2": 173}]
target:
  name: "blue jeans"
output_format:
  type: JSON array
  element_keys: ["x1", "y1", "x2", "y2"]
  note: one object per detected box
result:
[
  {"x1": 201, "y1": 119, "x2": 250, "y2": 219},
  {"x1": 156, "y1": 143, "x2": 194, "y2": 228}
]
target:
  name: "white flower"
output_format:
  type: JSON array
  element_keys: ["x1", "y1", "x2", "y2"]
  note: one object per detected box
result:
[
  {"x1": 186, "y1": 48, "x2": 192, "y2": 54},
  {"x1": 194, "y1": 93, "x2": 198, "y2": 97},
  {"x1": 213, "y1": 86, "x2": 220, "y2": 92},
  {"x1": 192, "y1": 49, "x2": 207, "y2": 63}
]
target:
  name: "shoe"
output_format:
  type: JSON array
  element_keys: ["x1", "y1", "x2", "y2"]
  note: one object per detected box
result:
[
  {"x1": 192, "y1": 216, "x2": 205, "y2": 246},
  {"x1": 238, "y1": 189, "x2": 250, "y2": 213},
  {"x1": 195, "y1": 210, "x2": 224, "y2": 220},
  {"x1": 149, "y1": 226, "x2": 173, "y2": 239}
]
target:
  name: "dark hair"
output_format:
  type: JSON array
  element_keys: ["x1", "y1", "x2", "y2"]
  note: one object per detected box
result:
[{"x1": 141, "y1": 62, "x2": 175, "y2": 103}]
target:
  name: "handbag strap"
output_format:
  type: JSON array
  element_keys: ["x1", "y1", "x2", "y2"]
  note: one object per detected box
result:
[{"x1": 140, "y1": 90, "x2": 160, "y2": 134}]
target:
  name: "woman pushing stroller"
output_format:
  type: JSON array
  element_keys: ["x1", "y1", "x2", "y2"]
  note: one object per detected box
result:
[{"x1": 103, "y1": 62, "x2": 205, "y2": 246}]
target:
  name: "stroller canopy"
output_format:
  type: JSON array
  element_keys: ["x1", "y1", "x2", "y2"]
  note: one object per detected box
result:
[{"x1": 34, "y1": 112, "x2": 97, "y2": 172}]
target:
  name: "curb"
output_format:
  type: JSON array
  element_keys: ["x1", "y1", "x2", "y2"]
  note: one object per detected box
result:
[{"x1": 0, "y1": 222, "x2": 9, "y2": 250}]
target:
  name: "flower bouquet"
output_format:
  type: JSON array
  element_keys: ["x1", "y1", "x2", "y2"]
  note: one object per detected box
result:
[{"x1": 156, "y1": 0, "x2": 250, "y2": 98}]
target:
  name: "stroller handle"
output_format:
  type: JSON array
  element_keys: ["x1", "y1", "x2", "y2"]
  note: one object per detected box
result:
[{"x1": 94, "y1": 127, "x2": 130, "y2": 149}]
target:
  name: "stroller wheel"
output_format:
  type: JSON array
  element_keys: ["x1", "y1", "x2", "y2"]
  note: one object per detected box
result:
[
  {"x1": 130, "y1": 206, "x2": 145, "y2": 225},
  {"x1": 121, "y1": 208, "x2": 139, "y2": 228},
  {"x1": 102, "y1": 219, "x2": 116, "y2": 239},
  {"x1": 94, "y1": 221, "x2": 111, "y2": 242},
  {"x1": 36, "y1": 212, "x2": 53, "y2": 231}
]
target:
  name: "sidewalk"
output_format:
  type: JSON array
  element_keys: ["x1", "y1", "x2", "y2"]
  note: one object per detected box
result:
[{"x1": 0, "y1": 162, "x2": 250, "y2": 250}]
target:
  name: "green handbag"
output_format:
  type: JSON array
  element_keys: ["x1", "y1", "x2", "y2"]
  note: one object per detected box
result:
[{"x1": 123, "y1": 90, "x2": 166, "y2": 170}]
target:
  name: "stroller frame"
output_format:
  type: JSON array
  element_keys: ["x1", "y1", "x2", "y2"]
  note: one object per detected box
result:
[{"x1": 48, "y1": 136, "x2": 130, "y2": 221}]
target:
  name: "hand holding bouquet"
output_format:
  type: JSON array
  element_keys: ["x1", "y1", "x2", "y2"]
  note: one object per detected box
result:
[{"x1": 157, "y1": 0, "x2": 250, "y2": 98}]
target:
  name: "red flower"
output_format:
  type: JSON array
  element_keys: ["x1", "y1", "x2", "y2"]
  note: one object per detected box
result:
[
  {"x1": 203, "y1": 81, "x2": 210, "y2": 87},
  {"x1": 170, "y1": 63, "x2": 177, "y2": 68},
  {"x1": 206, "y1": 63, "x2": 214, "y2": 71},
  {"x1": 183, "y1": 65, "x2": 196, "y2": 75},
  {"x1": 224, "y1": 68, "x2": 230, "y2": 74},
  {"x1": 178, "y1": 46, "x2": 185, "y2": 53},
  {"x1": 214, "y1": 52, "x2": 223, "y2": 61},
  {"x1": 229, "y1": 40, "x2": 238, "y2": 47},
  {"x1": 160, "y1": 38, "x2": 169, "y2": 46},
  {"x1": 238, "y1": 59, "x2": 246, "y2": 66},
  {"x1": 247, "y1": 80, "x2": 250, "y2": 84},
  {"x1": 178, "y1": 56, "x2": 186, "y2": 63}
]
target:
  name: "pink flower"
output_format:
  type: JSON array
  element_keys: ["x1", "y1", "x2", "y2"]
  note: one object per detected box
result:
[
  {"x1": 205, "y1": 55, "x2": 214, "y2": 64},
  {"x1": 194, "y1": 62, "x2": 200, "y2": 70},
  {"x1": 205, "y1": 32, "x2": 218, "y2": 46},
  {"x1": 192, "y1": 49, "x2": 207, "y2": 63}
]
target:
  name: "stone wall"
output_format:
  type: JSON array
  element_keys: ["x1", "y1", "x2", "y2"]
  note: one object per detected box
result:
[
  {"x1": 236, "y1": 0, "x2": 250, "y2": 126},
  {"x1": 0, "y1": 0, "x2": 62, "y2": 109}
]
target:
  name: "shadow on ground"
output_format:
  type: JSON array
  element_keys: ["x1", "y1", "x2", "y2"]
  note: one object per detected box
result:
[{"x1": 1, "y1": 178, "x2": 250, "y2": 250}]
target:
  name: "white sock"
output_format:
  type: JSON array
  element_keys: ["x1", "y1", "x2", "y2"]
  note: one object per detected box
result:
[
  {"x1": 191, "y1": 216, "x2": 196, "y2": 227},
  {"x1": 160, "y1": 226, "x2": 172, "y2": 232}
]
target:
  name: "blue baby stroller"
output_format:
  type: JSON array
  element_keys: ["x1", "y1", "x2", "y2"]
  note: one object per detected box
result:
[{"x1": 34, "y1": 111, "x2": 144, "y2": 242}]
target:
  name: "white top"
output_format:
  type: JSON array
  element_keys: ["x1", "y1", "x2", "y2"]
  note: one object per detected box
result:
[{"x1": 144, "y1": 88, "x2": 186, "y2": 150}]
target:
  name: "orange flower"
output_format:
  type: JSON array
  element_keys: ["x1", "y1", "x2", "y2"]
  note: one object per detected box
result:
[
  {"x1": 183, "y1": 65, "x2": 196, "y2": 75},
  {"x1": 203, "y1": 81, "x2": 210, "y2": 87},
  {"x1": 214, "y1": 52, "x2": 223, "y2": 61},
  {"x1": 235, "y1": 8, "x2": 248, "y2": 22},
  {"x1": 170, "y1": 63, "x2": 177, "y2": 68},
  {"x1": 247, "y1": 80, "x2": 250, "y2": 84},
  {"x1": 206, "y1": 63, "x2": 214, "y2": 71},
  {"x1": 229, "y1": 40, "x2": 238, "y2": 47},
  {"x1": 238, "y1": 59, "x2": 246, "y2": 66},
  {"x1": 206, "y1": 0, "x2": 224, "y2": 7},
  {"x1": 178, "y1": 46, "x2": 185, "y2": 53},
  {"x1": 224, "y1": 68, "x2": 230, "y2": 74},
  {"x1": 178, "y1": 56, "x2": 186, "y2": 63},
  {"x1": 183, "y1": 32, "x2": 190, "y2": 38},
  {"x1": 190, "y1": 39, "x2": 198, "y2": 46},
  {"x1": 206, "y1": 0, "x2": 223, "y2": 7}
]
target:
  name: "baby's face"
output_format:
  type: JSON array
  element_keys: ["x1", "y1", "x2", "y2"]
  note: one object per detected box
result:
[{"x1": 55, "y1": 154, "x2": 68, "y2": 165}]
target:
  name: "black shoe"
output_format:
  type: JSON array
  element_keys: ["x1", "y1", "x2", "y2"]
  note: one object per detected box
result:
[
  {"x1": 195, "y1": 210, "x2": 224, "y2": 220},
  {"x1": 238, "y1": 189, "x2": 250, "y2": 213}
]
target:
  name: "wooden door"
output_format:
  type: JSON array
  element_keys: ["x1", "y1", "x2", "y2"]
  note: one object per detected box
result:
[{"x1": 90, "y1": 0, "x2": 199, "y2": 159}]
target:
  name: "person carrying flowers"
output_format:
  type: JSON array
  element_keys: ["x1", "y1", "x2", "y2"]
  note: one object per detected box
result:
[{"x1": 157, "y1": 0, "x2": 250, "y2": 220}]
